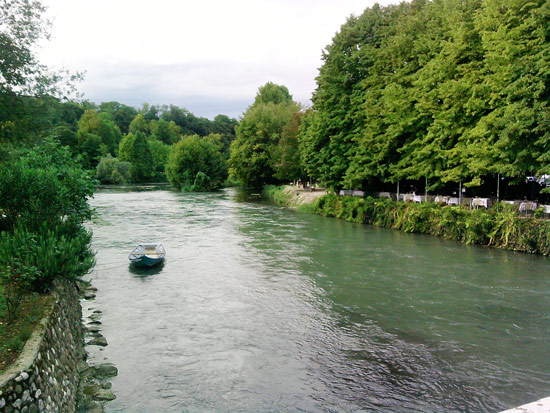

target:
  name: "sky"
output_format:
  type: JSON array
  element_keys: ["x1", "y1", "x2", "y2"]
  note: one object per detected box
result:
[{"x1": 38, "y1": 0, "x2": 400, "y2": 119}]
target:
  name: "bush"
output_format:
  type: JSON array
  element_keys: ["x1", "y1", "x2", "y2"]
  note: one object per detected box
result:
[
  {"x1": 0, "y1": 225, "x2": 95, "y2": 294},
  {"x1": 0, "y1": 139, "x2": 96, "y2": 233},
  {"x1": 314, "y1": 194, "x2": 550, "y2": 255},
  {"x1": 0, "y1": 140, "x2": 96, "y2": 324},
  {"x1": 96, "y1": 155, "x2": 132, "y2": 184}
]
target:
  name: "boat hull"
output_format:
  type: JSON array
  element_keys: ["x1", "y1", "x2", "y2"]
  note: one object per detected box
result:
[{"x1": 129, "y1": 256, "x2": 165, "y2": 267}]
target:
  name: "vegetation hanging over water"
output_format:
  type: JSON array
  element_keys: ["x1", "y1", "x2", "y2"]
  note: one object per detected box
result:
[{"x1": 314, "y1": 194, "x2": 550, "y2": 255}]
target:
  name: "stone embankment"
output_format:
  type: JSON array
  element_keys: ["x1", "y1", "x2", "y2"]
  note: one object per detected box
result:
[
  {"x1": 0, "y1": 279, "x2": 116, "y2": 412},
  {"x1": 76, "y1": 284, "x2": 118, "y2": 412},
  {"x1": 0, "y1": 279, "x2": 84, "y2": 412}
]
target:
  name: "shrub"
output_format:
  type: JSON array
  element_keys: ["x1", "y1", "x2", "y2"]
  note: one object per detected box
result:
[
  {"x1": 96, "y1": 155, "x2": 132, "y2": 184},
  {"x1": 0, "y1": 225, "x2": 95, "y2": 294},
  {"x1": 314, "y1": 194, "x2": 550, "y2": 255},
  {"x1": 0, "y1": 139, "x2": 96, "y2": 233}
]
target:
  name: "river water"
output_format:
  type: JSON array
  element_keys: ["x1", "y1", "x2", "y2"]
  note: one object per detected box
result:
[{"x1": 87, "y1": 186, "x2": 550, "y2": 412}]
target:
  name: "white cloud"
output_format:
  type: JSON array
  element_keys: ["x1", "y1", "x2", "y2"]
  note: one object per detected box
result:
[{"x1": 39, "y1": 0, "x2": 400, "y2": 118}]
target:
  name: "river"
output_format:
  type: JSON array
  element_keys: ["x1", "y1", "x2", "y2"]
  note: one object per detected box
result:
[{"x1": 87, "y1": 185, "x2": 550, "y2": 412}]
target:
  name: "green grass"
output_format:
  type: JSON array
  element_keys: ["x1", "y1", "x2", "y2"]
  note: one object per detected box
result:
[
  {"x1": 263, "y1": 185, "x2": 294, "y2": 206},
  {"x1": 0, "y1": 291, "x2": 49, "y2": 373}
]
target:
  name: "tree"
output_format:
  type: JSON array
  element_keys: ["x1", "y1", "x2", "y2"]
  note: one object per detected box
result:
[
  {"x1": 148, "y1": 139, "x2": 170, "y2": 180},
  {"x1": 98, "y1": 101, "x2": 137, "y2": 134},
  {"x1": 128, "y1": 113, "x2": 149, "y2": 135},
  {"x1": 77, "y1": 109, "x2": 122, "y2": 157},
  {"x1": 150, "y1": 119, "x2": 180, "y2": 144},
  {"x1": 1, "y1": 0, "x2": 50, "y2": 96},
  {"x1": 0, "y1": 0, "x2": 82, "y2": 144},
  {"x1": 273, "y1": 111, "x2": 304, "y2": 182},
  {"x1": 252, "y1": 82, "x2": 293, "y2": 107},
  {"x1": 0, "y1": 140, "x2": 95, "y2": 299},
  {"x1": 140, "y1": 103, "x2": 160, "y2": 122},
  {"x1": 211, "y1": 114, "x2": 238, "y2": 157},
  {"x1": 80, "y1": 133, "x2": 106, "y2": 169},
  {"x1": 52, "y1": 125, "x2": 78, "y2": 153},
  {"x1": 118, "y1": 131, "x2": 153, "y2": 182},
  {"x1": 0, "y1": 138, "x2": 95, "y2": 233},
  {"x1": 229, "y1": 83, "x2": 300, "y2": 188},
  {"x1": 165, "y1": 134, "x2": 226, "y2": 191}
]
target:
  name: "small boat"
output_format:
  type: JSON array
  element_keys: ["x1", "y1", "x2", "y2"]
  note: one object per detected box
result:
[{"x1": 129, "y1": 243, "x2": 166, "y2": 267}]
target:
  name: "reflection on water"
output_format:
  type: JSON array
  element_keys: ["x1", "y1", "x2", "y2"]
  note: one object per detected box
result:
[
  {"x1": 128, "y1": 261, "x2": 165, "y2": 277},
  {"x1": 87, "y1": 186, "x2": 550, "y2": 412}
]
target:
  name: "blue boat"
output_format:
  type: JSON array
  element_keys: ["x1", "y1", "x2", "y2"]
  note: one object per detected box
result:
[{"x1": 129, "y1": 243, "x2": 166, "y2": 267}]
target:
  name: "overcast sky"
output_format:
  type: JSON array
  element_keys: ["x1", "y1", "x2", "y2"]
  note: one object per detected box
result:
[{"x1": 38, "y1": 0, "x2": 400, "y2": 119}]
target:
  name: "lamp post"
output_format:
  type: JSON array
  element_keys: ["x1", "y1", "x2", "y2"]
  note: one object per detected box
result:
[
  {"x1": 425, "y1": 176, "x2": 428, "y2": 203},
  {"x1": 497, "y1": 173, "x2": 500, "y2": 202},
  {"x1": 397, "y1": 181, "x2": 400, "y2": 201}
]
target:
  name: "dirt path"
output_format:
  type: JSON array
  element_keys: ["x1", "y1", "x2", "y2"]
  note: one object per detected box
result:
[{"x1": 281, "y1": 185, "x2": 327, "y2": 206}]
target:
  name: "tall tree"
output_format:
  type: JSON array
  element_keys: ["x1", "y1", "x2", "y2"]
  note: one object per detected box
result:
[
  {"x1": 0, "y1": 0, "x2": 81, "y2": 144},
  {"x1": 118, "y1": 131, "x2": 153, "y2": 182},
  {"x1": 128, "y1": 113, "x2": 149, "y2": 135},
  {"x1": 165, "y1": 134, "x2": 226, "y2": 191},
  {"x1": 77, "y1": 109, "x2": 122, "y2": 156},
  {"x1": 150, "y1": 119, "x2": 180, "y2": 145},
  {"x1": 230, "y1": 83, "x2": 300, "y2": 188}
]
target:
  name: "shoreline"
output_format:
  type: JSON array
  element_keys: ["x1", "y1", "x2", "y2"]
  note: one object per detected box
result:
[{"x1": 265, "y1": 185, "x2": 550, "y2": 256}]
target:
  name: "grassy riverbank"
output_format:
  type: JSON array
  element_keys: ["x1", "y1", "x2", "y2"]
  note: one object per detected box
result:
[
  {"x1": 265, "y1": 186, "x2": 550, "y2": 256},
  {"x1": 0, "y1": 293, "x2": 49, "y2": 372},
  {"x1": 263, "y1": 185, "x2": 325, "y2": 213}
]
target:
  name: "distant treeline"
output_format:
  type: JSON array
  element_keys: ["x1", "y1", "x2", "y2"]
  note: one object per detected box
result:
[
  {"x1": 0, "y1": 95, "x2": 238, "y2": 188},
  {"x1": 298, "y1": 0, "x2": 550, "y2": 195}
]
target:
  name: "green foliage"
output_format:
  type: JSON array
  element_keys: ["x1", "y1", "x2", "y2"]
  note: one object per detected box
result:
[
  {"x1": 165, "y1": 134, "x2": 227, "y2": 191},
  {"x1": 129, "y1": 113, "x2": 149, "y2": 135},
  {"x1": 96, "y1": 155, "x2": 132, "y2": 184},
  {"x1": 0, "y1": 224, "x2": 95, "y2": 295},
  {"x1": 118, "y1": 131, "x2": 154, "y2": 182},
  {"x1": 0, "y1": 230, "x2": 40, "y2": 323},
  {"x1": 252, "y1": 82, "x2": 293, "y2": 107},
  {"x1": 80, "y1": 133, "x2": 106, "y2": 169},
  {"x1": 52, "y1": 125, "x2": 78, "y2": 153},
  {"x1": 148, "y1": 139, "x2": 170, "y2": 181},
  {"x1": 229, "y1": 83, "x2": 301, "y2": 188},
  {"x1": 77, "y1": 109, "x2": 122, "y2": 158},
  {"x1": 210, "y1": 114, "x2": 238, "y2": 158},
  {"x1": 315, "y1": 194, "x2": 550, "y2": 255},
  {"x1": 300, "y1": 0, "x2": 550, "y2": 190},
  {"x1": 0, "y1": 139, "x2": 96, "y2": 233},
  {"x1": 150, "y1": 119, "x2": 180, "y2": 145},
  {"x1": 0, "y1": 141, "x2": 95, "y2": 323},
  {"x1": 98, "y1": 101, "x2": 137, "y2": 134}
]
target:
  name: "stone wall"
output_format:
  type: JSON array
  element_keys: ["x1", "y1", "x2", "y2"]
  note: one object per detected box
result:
[{"x1": 0, "y1": 278, "x2": 85, "y2": 412}]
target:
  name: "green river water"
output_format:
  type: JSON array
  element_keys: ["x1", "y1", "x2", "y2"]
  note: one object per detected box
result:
[{"x1": 87, "y1": 185, "x2": 550, "y2": 412}]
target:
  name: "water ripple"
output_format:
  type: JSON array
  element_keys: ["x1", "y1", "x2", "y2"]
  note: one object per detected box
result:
[{"x1": 86, "y1": 186, "x2": 550, "y2": 412}]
